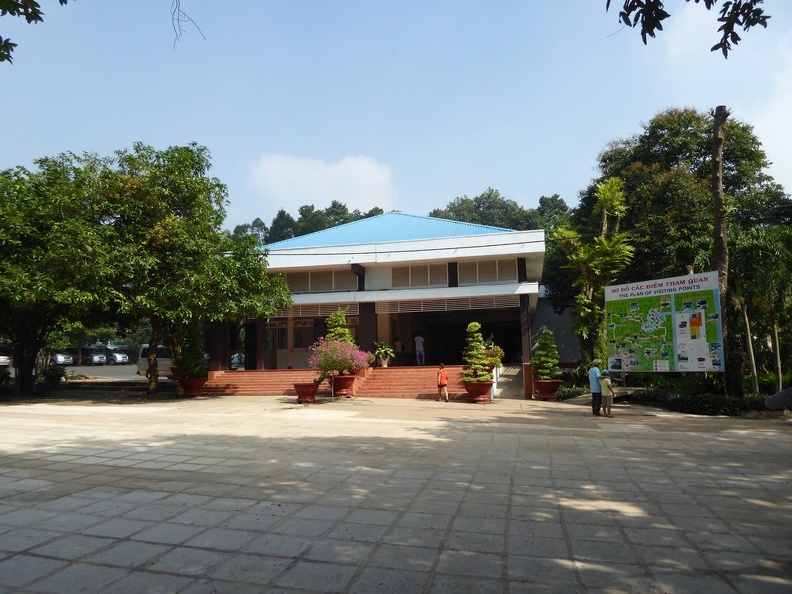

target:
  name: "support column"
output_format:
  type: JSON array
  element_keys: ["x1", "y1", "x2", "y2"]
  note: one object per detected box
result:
[
  {"x1": 208, "y1": 322, "x2": 230, "y2": 375},
  {"x1": 520, "y1": 294, "x2": 533, "y2": 398},
  {"x1": 358, "y1": 302, "x2": 377, "y2": 353}
]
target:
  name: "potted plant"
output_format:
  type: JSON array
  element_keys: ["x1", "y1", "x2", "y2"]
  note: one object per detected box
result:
[
  {"x1": 307, "y1": 309, "x2": 370, "y2": 397},
  {"x1": 531, "y1": 328, "x2": 563, "y2": 400},
  {"x1": 171, "y1": 321, "x2": 208, "y2": 397},
  {"x1": 461, "y1": 322, "x2": 494, "y2": 403},
  {"x1": 40, "y1": 364, "x2": 67, "y2": 390},
  {"x1": 373, "y1": 341, "x2": 395, "y2": 367}
]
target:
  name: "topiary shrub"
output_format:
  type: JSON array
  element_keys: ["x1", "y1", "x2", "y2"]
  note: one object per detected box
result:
[
  {"x1": 531, "y1": 328, "x2": 561, "y2": 380},
  {"x1": 462, "y1": 322, "x2": 492, "y2": 382}
]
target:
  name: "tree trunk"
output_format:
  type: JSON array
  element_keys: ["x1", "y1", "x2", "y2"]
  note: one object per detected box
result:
[
  {"x1": 712, "y1": 106, "x2": 734, "y2": 394},
  {"x1": 146, "y1": 323, "x2": 162, "y2": 395},
  {"x1": 741, "y1": 305, "x2": 759, "y2": 394},
  {"x1": 770, "y1": 308, "x2": 782, "y2": 393}
]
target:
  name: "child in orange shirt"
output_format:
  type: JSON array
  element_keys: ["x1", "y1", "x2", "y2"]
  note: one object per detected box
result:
[{"x1": 437, "y1": 363, "x2": 449, "y2": 402}]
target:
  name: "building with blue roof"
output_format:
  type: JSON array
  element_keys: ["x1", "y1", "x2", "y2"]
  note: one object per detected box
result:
[{"x1": 212, "y1": 212, "x2": 546, "y2": 372}]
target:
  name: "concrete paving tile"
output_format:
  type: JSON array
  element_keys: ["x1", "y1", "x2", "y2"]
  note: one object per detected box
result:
[
  {"x1": 97, "y1": 570, "x2": 194, "y2": 593},
  {"x1": 129, "y1": 522, "x2": 207, "y2": 545},
  {"x1": 344, "y1": 508, "x2": 399, "y2": 525},
  {"x1": 575, "y1": 560, "x2": 660, "y2": 591},
  {"x1": 507, "y1": 555, "x2": 580, "y2": 584},
  {"x1": 347, "y1": 566, "x2": 429, "y2": 593},
  {"x1": 208, "y1": 552, "x2": 292, "y2": 585},
  {"x1": 303, "y1": 538, "x2": 374, "y2": 563},
  {"x1": 0, "y1": 527, "x2": 61, "y2": 552},
  {"x1": 243, "y1": 533, "x2": 312, "y2": 557},
  {"x1": 33, "y1": 512, "x2": 104, "y2": 532},
  {"x1": 120, "y1": 503, "x2": 185, "y2": 521},
  {"x1": 507, "y1": 534, "x2": 568, "y2": 558},
  {"x1": 446, "y1": 531, "x2": 505, "y2": 554},
  {"x1": 632, "y1": 544, "x2": 711, "y2": 570},
  {"x1": 272, "y1": 517, "x2": 337, "y2": 538},
  {"x1": 180, "y1": 578, "x2": 263, "y2": 594},
  {"x1": 85, "y1": 540, "x2": 170, "y2": 567},
  {"x1": 327, "y1": 521, "x2": 390, "y2": 542},
  {"x1": 147, "y1": 546, "x2": 226, "y2": 576},
  {"x1": 274, "y1": 559, "x2": 358, "y2": 592},
  {"x1": 370, "y1": 542, "x2": 437, "y2": 571},
  {"x1": 80, "y1": 517, "x2": 155, "y2": 539},
  {"x1": 396, "y1": 511, "x2": 452, "y2": 530},
  {"x1": 382, "y1": 526, "x2": 446, "y2": 548},
  {"x1": 649, "y1": 566, "x2": 745, "y2": 594},
  {"x1": 168, "y1": 508, "x2": 236, "y2": 527},
  {"x1": 27, "y1": 562, "x2": 130, "y2": 594},
  {"x1": 31, "y1": 534, "x2": 116, "y2": 560},
  {"x1": 451, "y1": 515, "x2": 506, "y2": 535},
  {"x1": 0, "y1": 554, "x2": 67, "y2": 588},
  {"x1": 183, "y1": 527, "x2": 258, "y2": 551},
  {"x1": 0, "y1": 508, "x2": 57, "y2": 526},
  {"x1": 431, "y1": 573, "x2": 510, "y2": 593},
  {"x1": 436, "y1": 549, "x2": 504, "y2": 579}
]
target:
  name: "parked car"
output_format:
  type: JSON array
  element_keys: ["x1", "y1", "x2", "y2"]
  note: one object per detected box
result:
[
  {"x1": 0, "y1": 344, "x2": 11, "y2": 368},
  {"x1": 50, "y1": 352, "x2": 74, "y2": 366},
  {"x1": 104, "y1": 347, "x2": 129, "y2": 365},
  {"x1": 137, "y1": 344, "x2": 174, "y2": 377},
  {"x1": 78, "y1": 347, "x2": 106, "y2": 366}
]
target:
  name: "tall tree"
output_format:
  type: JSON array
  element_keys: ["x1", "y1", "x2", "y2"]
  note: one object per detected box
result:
[
  {"x1": 105, "y1": 142, "x2": 292, "y2": 394},
  {"x1": 0, "y1": 152, "x2": 113, "y2": 395},
  {"x1": 554, "y1": 179, "x2": 635, "y2": 363},
  {"x1": 429, "y1": 188, "x2": 542, "y2": 230}
]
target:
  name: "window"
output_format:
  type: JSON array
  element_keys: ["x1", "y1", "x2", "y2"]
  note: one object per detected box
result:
[
  {"x1": 458, "y1": 259, "x2": 518, "y2": 285},
  {"x1": 286, "y1": 270, "x2": 359, "y2": 293},
  {"x1": 392, "y1": 265, "x2": 448, "y2": 288}
]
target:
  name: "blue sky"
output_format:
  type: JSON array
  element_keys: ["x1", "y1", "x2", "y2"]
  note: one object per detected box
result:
[{"x1": 3, "y1": 1, "x2": 791, "y2": 230}]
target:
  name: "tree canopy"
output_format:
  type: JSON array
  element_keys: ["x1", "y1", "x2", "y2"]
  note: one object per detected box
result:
[
  {"x1": 429, "y1": 188, "x2": 544, "y2": 230},
  {"x1": 0, "y1": 142, "x2": 292, "y2": 396},
  {"x1": 606, "y1": 0, "x2": 771, "y2": 57},
  {"x1": 0, "y1": 0, "x2": 69, "y2": 63}
]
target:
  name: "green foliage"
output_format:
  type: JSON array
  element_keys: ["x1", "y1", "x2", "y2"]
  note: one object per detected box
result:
[
  {"x1": 556, "y1": 385, "x2": 588, "y2": 401},
  {"x1": 170, "y1": 320, "x2": 207, "y2": 378},
  {"x1": 308, "y1": 337, "x2": 370, "y2": 383},
  {"x1": 40, "y1": 364, "x2": 67, "y2": 385},
  {"x1": 531, "y1": 328, "x2": 561, "y2": 380},
  {"x1": 0, "y1": 0, "x2": 70, "y2": 64},
  {"x1": 325, "y1": 309, "x2": 354, "y2": 344},
  {"x1": 606, "y1": 0, "x2": 770, "y2": 57},
  {"x1": 628, "y1": 389, "x2": 766, "y2": 416},
  {"x1": 462, "y1": 322, "x2": 493, "y2": 382},
  {"x1": 429, "y1": 188, "x2": 542, "y2": 230},
  {"x1": 373, "y1": 341, "x2": 395, "y2": 361}
]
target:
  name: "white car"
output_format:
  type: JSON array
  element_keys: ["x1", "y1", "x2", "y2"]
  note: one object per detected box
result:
[
  {"x1": 105, "y1": 348, "x2": 129, "y2": 365},
  {"x1": 51, "y1": 352, "x2": 74, "y2": 366}
]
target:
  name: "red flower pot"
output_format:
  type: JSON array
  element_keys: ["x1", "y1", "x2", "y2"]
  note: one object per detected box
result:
[
  {"x1": 332, "y1": 374, "x2": 356, "y2": 398},
  {"x1": 533, "y1": 379, "x2": 563, "y2": 400},
  {"x1": 463, "y1": 381, "x2": 493, "y2": 404},
  {"x1": 177, "y1": 376, "x2": 207, "y2": 398},
  {"x1": 294, "y1": 382, "x2": 319, "y2": 404}
]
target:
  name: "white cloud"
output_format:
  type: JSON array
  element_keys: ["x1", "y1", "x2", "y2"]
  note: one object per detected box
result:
[{"x1": 247, "y1": 154, "x2": 398, "y2": 222}]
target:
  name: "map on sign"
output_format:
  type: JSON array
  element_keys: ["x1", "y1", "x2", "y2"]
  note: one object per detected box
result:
[{"x1": 604, "y1": 271, "x2": 724, "y2": 373}]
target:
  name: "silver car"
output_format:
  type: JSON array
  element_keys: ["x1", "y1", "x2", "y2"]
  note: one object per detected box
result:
[
  {"x1": 79, "y1": 347, "x2": 106, "y2": 366},
  {"x1": 105, "y1": 348, "x2": 129, "y2": 365},
  {"x1": 50, "y1": 352, "x2": 74, "y2": 366}
]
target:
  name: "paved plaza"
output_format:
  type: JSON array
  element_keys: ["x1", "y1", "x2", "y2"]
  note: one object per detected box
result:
[{"x1": 0, "y1": 393, "x2": 790, "y2": 593}]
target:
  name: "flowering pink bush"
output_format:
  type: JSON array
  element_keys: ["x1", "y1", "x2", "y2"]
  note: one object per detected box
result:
[{"x1": 308, "y1": 337, "x2": 371, "y2": 382}]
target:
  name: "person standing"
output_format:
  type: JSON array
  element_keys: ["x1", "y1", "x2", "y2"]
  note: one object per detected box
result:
[
  {"x1": 414, "y1": 331, "x2": 426, "y2": 366},
  {"x1": 393, "y1": 337, "x2": 403, "y2": 366},
  {"x1": 599, "y1": 368, "x2": 616, "y2": 417},
  {"x1": 437, "y1": 362, "x2": 449, "y2": 402},
  {"x1": 588, "y1": 359, "x2": 602, "y2": 416}
]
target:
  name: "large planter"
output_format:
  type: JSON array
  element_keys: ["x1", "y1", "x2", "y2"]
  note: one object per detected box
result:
[
  {"x1": 533, "y1": 379, "x2": 563, "y2": 401},
  {"x1": 294, "y1": 382, "x2": 319, "y2": 404},
  {"x1": 177, "y1": 376, "x2": 207, "y2": 398},
  {"x1": 463, "y1": 380, "x2": 493, "y2": 404},
  {"x1": 332, "y1": 374, "x2": 356, "y2": 398}
]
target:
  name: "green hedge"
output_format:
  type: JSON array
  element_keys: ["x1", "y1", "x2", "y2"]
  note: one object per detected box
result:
[{"x1": 626, "y1": 389, "x2": 767, "y2": 416}]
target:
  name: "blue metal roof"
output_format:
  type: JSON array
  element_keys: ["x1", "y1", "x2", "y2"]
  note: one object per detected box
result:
[{"x1": 265, "y1": 212, "x2": 515, "y2": 249}]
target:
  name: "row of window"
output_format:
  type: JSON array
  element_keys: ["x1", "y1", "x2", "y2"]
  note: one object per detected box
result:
[{"x1": 284, "y1": 259, "x2": 519, "y2": 293}]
